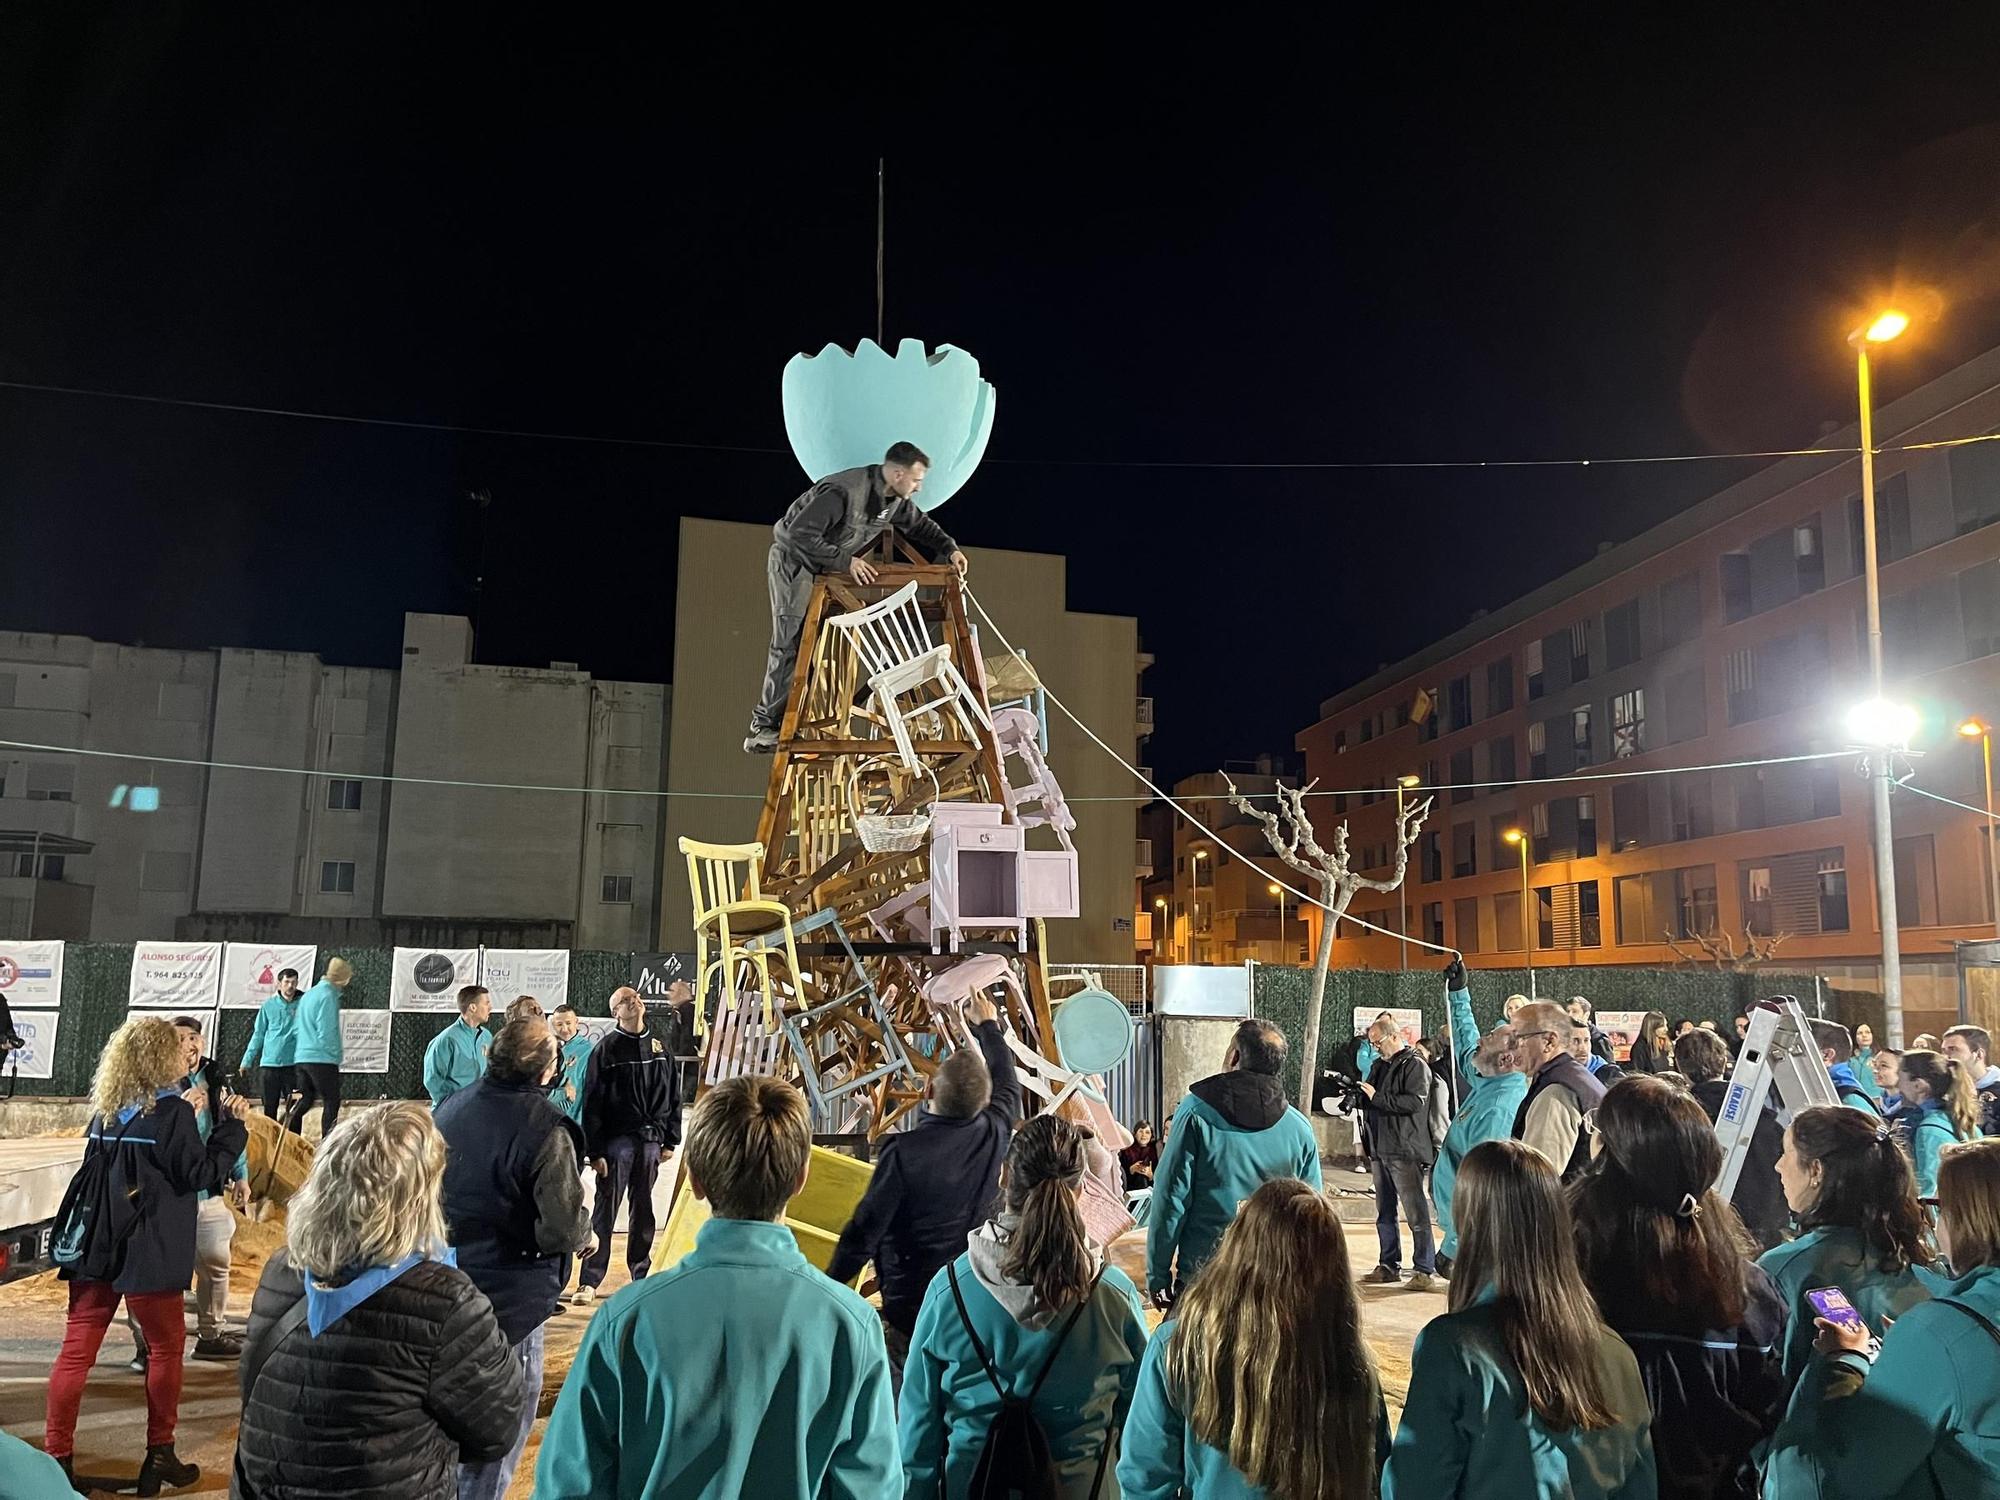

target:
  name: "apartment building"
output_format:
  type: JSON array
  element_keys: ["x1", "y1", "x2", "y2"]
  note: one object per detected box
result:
[{"x1": 1297, "y1": 342, "x2": 2000, "y2": 1008}]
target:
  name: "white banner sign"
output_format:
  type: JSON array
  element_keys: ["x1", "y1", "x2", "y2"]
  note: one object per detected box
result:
[
  {"x1": 1154, "y1": 964, "x2": 1251, "y2": 1018},
  {"x1": 1597, "y1": 1011, "x2": 1648, "y2": 1064},
  {"x1": 389, "y1": 948, "x2": 480, "y2": 1013},
  {"x1": 480, "y1": 949, "x2": 570, "y2": 1010},
  {"x1": 125, "y1": 1008, "x2": 215, "y2": 1052},
  {"x1": 7, "y1": 1010, "x2": 59, "y2": 1080},
  {"x1": 340, "y1": 1010, "x2": 392, "y2": 1074},
  {"x1": 128, "y1": 942, "x2": 223, "y2": 1009},
  {"x1": 220, "y1": 944, "x2": 318, "y2": 1011},
  {"x1": 572, "y1": 1015, "x2": 618, "y2": 1047},
  {"x1": 1352, "y1": 1007, "x2": 1425, "y2": 1047},
  {"x1": 0, "y1": 939, "x2": 64, "y2": 1009}
]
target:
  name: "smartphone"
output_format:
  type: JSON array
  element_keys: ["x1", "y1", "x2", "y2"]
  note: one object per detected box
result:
[{"x1": 1805, "y1": 1286, "x2": 1865, "y2": 1333}]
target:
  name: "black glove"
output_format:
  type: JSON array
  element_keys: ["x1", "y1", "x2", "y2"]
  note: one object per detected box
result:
[{"x1": 1444, "y1": 953, "x2": 1467, "y2": 990}]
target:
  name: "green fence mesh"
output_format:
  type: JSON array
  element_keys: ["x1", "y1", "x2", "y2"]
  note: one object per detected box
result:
[{"x1": 11, "y1": 946, "x2": 644, "y2": 1102}]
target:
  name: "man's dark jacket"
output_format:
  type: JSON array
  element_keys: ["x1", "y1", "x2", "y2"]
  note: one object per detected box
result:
[
  {"x1": 824, "y1": 1018, "x2": 1021, "y2": 1334},
  {"x1": 435, "y1": 1075, "x2": 592, "y2": 1343},
  {"x1": 1363, "y1": 1047, "x2": 1438, "y2": 1166},
  {"x1": 773, "y1": 465, "x2": 958, "y2": 570},
  {"x1": 580, "y1": 1023, "x2": 681, "y2": 1158},
  {"x1": 1690, "y1": 1077, "x2": 1790, "y2": 1251}
]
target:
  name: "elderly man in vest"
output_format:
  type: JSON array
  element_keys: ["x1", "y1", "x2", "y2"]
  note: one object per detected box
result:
[
  {"x1": 1508, "y1": 1000, "x2": 1608, "y2": 1180},
  {"x1": 435, "y1": 1016, "x2": 595, "y2": 1500},
  {"x1": 743, "y1": 441, "x2": 969, "y2": 754}
]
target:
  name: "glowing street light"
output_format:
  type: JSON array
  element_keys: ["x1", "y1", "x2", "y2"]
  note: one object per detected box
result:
[
  {"x1": 1858, "y1": 309, "x2": 1910, "y2": 345},
  {"x1": 1269, "y1": 881, "x2": 1287, "y2": 960},
  {"x1": 1503, "y1": 826, "x2": 1534, "y2": 998},
  {"x1": 1960, "y1": 718, "x2": 2000, "y2": 938},
  {"x1": 1845, "y1": 698, "x2": 1921, "y2": 749}
]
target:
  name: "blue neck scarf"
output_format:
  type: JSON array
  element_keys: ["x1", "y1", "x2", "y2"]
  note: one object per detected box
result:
[{"x1": 305, "y1": 1246, "x2": 456, "y2": 1336}]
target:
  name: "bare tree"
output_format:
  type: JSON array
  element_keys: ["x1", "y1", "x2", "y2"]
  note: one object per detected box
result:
[
  {"x1": 1662, "y1": 925, "x2": 1791, "y2": 972},
  {"x1": 1227, "y1": 777, "x2": 1434, "y2": 1115}
]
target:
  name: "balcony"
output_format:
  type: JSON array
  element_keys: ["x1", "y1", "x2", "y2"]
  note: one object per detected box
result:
[
  {"x1": 1135, "y1": 838, "x2": 1153, "y2": 877},
  {"x1": 1136, "y1": 697, "x2": 1155, "y2": 737}
]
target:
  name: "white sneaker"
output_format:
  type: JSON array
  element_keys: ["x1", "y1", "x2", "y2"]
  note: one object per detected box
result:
[{"x1": 572, "y1": 1286, "x2": 596, "y2": 1306}]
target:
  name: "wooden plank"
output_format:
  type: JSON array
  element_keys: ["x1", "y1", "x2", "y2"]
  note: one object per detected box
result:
[
  {"x1": 937, "y1": 582, "x2": 1010, "y2": 809},
  {"x1": 756, "y1": 579, "x2": 835, "y2": 873},
  {"x1": 779, "y1": 738, "x2": 978, "y2": 756}
]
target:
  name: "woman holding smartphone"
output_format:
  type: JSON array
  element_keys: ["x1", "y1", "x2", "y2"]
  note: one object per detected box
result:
[{"x1": 1768, "y1": 1137, "x2": 2000, "y2": 1496}]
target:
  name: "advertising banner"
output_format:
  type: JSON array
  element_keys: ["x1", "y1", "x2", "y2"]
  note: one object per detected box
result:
[
  {"x1": 389, "y1": 948, "x2": 480, "y2": 1013},
  {"x1": 6, "y1": 1010, "x2": 58, "y2": 1079},
  {"x1": 631, "y1": 951, "x2": 695, "y2": 1001},
  {"x1": 220, "y1": 944, "x2": 318, "y2": 1011},
  {"x1": 1597, "y1": 1011, "x2": 1648, "y2": 1064},
  {"x1": 480, "y1": 949, "x2": 570, "y2": 1011},
  {"x1": 127, "y1": 942, "x2": 224, "y2": 1009},
  {"x1": 0, "y1": 939, "x2": 64, "y2": 1008},
  {"x1": 340, "y1": 1010, "x2": 392, "y2": 1073}
]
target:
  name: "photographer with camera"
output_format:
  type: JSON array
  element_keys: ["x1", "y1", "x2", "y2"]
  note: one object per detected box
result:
[{"x1": 1358, "y1": 1014, "x2": 1441, "y2": 1290}]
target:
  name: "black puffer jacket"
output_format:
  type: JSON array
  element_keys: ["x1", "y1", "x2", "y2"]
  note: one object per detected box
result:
[
  {"x1": 1363, "y1": 1047, "x2": 1438, "y2": 1165},
  {"x1": 231, "y1": 1250, "x2": 524, "y2": 1500}
]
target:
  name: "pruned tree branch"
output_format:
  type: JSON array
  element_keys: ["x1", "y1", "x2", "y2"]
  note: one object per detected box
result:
[{"x1": 1663, "y1": 924, "x2": 1791, "y2": 971}]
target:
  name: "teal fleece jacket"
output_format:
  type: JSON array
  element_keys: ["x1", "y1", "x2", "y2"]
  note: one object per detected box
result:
[
  {"x1": 240, "y1": 991, "x2": 299, "y2": 1070},
  {"x1": 1432, "y1": 984, "x2": 1527, "y2": 1260},
  {"x1": 290, "y1": 977, "x2": 345, "y2": 1066}
]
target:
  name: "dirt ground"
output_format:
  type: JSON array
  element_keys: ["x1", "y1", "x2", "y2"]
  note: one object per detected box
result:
[{"x1": 0, "y1": 1184, "x2": 1443, "y2": 1496}]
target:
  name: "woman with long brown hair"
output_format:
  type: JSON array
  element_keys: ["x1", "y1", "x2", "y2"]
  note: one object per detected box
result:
[
  {"x1": 1120, "y1": 1178, "x2": 1387, "y2": 1500},
  {"x1": 1758, "y1": 1103, "x2": 1940, "y2": 1382},
  {"x1": 1569, "y1": 1075, "x2": 1786, "y2": 1499},
  {"x1": 902, "y1": 1113, "x2": 1149, "y2": 1497},
  {"x1": 1895, "y1": 1048, "x2": 1983, "y2": 1199},
  {"x1": 1626, "y1": 1010, "x2": 1672, "y2": 1074},
  {"x1": 1384, "y1": 1139, "x2": 1654, "y2": 1499}
]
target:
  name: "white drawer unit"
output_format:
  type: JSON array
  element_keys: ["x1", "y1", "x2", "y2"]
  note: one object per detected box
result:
[
  {"x1": 931, "y1": 819, "x2": 1027, "y2": 952},
  {"x1": 1022, "y1": 848, "x2": 1080, "y2": 919}
]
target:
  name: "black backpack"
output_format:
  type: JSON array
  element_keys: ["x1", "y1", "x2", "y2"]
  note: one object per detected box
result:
[
  {"x1": 51, "y1": 1111, "x2": 146, "y2": 1281},
  {"x1": 945, "y1": 1261, "x2": 1111, "y2": 1500}
]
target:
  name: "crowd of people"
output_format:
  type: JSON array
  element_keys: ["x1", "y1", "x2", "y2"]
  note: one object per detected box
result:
[{"x1": 16, "y1": 955, "x2": 2000, "y2": 1499}]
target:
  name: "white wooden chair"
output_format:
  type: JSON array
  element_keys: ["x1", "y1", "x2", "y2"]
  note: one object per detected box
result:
[{"x1": 823, "y1": 582, "x2": 993, "y2": 773}]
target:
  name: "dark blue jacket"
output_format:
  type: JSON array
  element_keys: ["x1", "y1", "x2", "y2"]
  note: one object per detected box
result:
[
  {"x1": 435, "y1": 1076, "x2": 590, "y2": 1343},
  {"x1": 73, "y1": 1089, "x2": 245, "y2": 1295}
]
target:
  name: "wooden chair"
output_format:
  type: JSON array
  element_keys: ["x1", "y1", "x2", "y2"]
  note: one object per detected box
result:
[
  {"x1": 678, "y1": 836, "x2": 802, "y2": 1032},
  {"x1": 823, "y1": 582, "x2": 993, "y2": 773}
]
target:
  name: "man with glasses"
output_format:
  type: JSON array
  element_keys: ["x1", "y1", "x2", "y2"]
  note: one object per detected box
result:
[{"x1": 1509, "y1": 1001, "x2": 1607, "y2": 1179}]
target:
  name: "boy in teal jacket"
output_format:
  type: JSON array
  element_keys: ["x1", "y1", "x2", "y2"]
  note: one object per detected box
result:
[
  {"x1": 1145, "y1": 1019, "x2": 1321, "y2": 1305},
  {"x1": 533, "y1": 1076, "x2": 896, "y2": 1500},
  {"x1": 549, "y1": 1006, "x2": 592, "y2": 1123},
  {"x1": 240, "y1": 968, "x2": 302, "y2": 1127},
  {"x1": 286, "y1": 957, "x2": 351, "y2": 1137},
  {"x1": 424, "y1": 985, "x2": 493, "y2": 1106},
  {"x1": 1431, "y1": 958, "x2": 1527, "y2": 1270}
]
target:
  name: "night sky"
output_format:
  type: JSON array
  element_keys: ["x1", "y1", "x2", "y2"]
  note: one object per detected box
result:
[{"x1": 6, "y1": 10, "x2": 2000, "y2": 786}]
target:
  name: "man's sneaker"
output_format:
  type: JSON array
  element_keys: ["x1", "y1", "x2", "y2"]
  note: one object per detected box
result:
[
  {"x1": 1434, "y1": 1254, "x2": 1454, "y2": 1281},
  {"x1": 1405, "y1": 1272, "x2": 1440, "y2": 1293},
  {"x1": 127, "y1": 1346, "x2": 149, "y2": 1374},
  {"x1": 1365, "y1": 1265, "x2": 1402, "y2": 1285},
  {"x1": 742, "y1": 729, "x2": 778, "y2": 754},
  {"x1": 192, "y1": 1333, "x2": 243, "y2": 1361},
  {"x1": 1350, "y1": 1159, "x2": 1371, "y2": 1174},
  {"x1": 572, "y1": 1285, "x2": 596, "y2": 1306}
]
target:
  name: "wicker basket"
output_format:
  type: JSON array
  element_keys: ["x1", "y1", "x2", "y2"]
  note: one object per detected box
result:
[{"x1": 848, "y1": 758, "x2": 937, "y2": 854}]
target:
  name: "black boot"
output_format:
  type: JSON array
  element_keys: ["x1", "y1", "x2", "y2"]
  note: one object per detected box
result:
[
  {"x1": 55, "y1": 1454, "x2": 88, "y2": 1494},
  {"x1": 136, "y1": 1443, "x2": 199, "y2": 1495}
]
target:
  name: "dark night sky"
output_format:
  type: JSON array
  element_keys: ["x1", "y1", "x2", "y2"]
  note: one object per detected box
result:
[{"x1": 6, "y1": 9, "x2": 2000, "y2": 784}]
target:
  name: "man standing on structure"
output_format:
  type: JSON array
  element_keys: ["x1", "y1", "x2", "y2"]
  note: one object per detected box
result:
[{"x1": 744, "y1": 441, "x2": 969, "y2": 753}]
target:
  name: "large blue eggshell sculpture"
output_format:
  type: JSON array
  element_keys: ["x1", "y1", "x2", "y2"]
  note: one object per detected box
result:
[{"x1": 781, "y1": 338, "x2": 997, "y2": 512}]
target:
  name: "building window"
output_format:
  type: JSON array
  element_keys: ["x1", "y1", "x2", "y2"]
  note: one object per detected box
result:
[
  {"x1": 1963, "y1": 559, "x2": 2000, "y2": 659},
  {"x1": 1576, "y1": 795, "x2": 1598, "y2": 858},
  {"x1": 1536, "y1": 880, "x2": 1599, "y2": 948},
  {"x1": 1604, "y1": 599, "x2": 1641, "y2": 670},
  {"x1": 1449, "y1": 749, "x2": 1474, "y2": 804},
  {"x1": 1568, "y1": 621, "x2": 1591, "y2": 683},
  {"x1": 1579, "y1": 880, "x2": 1601, "y2": 947},
  {"x1": 1528, "y1": 721, "x2": 1548, "y2": 779},
  {"x1": 1423, "y1": 902, "x2": 1445, "y2": 947},
  {"x1": 1659, "y1": 571, "x2": 1702, "y2": 648},
  {"x1": 1670, "y1": 774, "x2": 1714, "y2": 841},
  {"x1": 1612, "y1": 780, "x2": 1650, "y2": 850},
  {"x1": 1721, "y1": 552, "x2": 1752, "y2": 622},
  {"x1": 1524, "y1": 638, "x2": 1545, "y2": 700},
  {"x1": 1486, "y1": 657, "x2": 1514, "y2": 715},
  {"x1": 1741, "y1": 848, "x2": 1849, "y2": 935},
  {"x1": 1611, "y1": 689, "x2": 1645, "y2": 758},
  {"x1": 319, "y1": 860, "x2": 356, "y2": 895},
  {"x1": 1531, "y1": 801, "x2": 1551, "y2": 864},
  {"x1": 1849, "y1": 474, "x2": 1912, "y2": 572},
  {"x1": 1452, "y1": 822, "x2": 1477, "y2": 879},
  {"x1": 1333, "y1": 730, "x2": 1346, "y2": 754},
  {"x1": 14, "y1": 853, "x2": 65, "y2": 879},
  {"x1": 1818, "y1": 859, "x2": 1849, "y2": 933},
  {"x1": 1447, "y1": 674, "x2": 1472, "y2": 731},
  {"x1": 1454, "y1": 897, "x2": 1482, "y2": 954},
  {"x1": 1572, "y1": 705, "x2": 1593, "y2": 768},
  {"x1": 1948, "y1": 436, "x2": 2000, "y2": 535},
  {"x1": 326, "y1": 778, "x2": 363, "y2": 810},
  {"x1": 1359, "y1": 718, "x2": 1373, "y2": 743},
  {"x1": 1487, "y1": 735, "x2": 1516, "y2": 784},
  {"x1": 1795, "y1": 516, "x2": 1826, "y2": 594},
  {"x1": 1616, "y1": 867, "x2": 1717, "y2": 944},
  {"x1": 601, "y1": 874, "x2": 634, "y2": 903},
  {"x1": 1420, "y1": 831, "x2": 1443, "y2": 884},
  {"x1": 25, "y1": 764, "x2": 75, "y2": 802}
]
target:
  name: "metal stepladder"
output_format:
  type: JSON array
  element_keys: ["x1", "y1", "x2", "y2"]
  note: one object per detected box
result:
[{"x1": 1714, "y1": 995, "x2": 1841, "y2": 1201}]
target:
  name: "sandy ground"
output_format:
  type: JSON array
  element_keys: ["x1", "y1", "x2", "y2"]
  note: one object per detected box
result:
[{"x1": 0, "y1": 1180, "x2": 1444, "y2": 1496}]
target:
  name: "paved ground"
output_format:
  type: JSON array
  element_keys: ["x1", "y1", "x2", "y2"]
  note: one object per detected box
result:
[{"x1": 0, "y1": 1173, "x2": 1446, "y2": 1495}]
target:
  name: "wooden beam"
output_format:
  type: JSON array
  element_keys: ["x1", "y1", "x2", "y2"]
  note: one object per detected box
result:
[{"x1": 779, "y1": 738, "x2": 979, "y2": 756}]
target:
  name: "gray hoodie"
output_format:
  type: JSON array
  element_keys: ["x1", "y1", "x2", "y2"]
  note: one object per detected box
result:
[{"x1": 965, "y1": 1213, "x2": 1108, "y2": 1333}]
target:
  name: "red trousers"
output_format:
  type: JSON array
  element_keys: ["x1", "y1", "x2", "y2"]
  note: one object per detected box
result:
[{"x1": 46, "y1": 1279, "x2": 183, "y2": 1456}]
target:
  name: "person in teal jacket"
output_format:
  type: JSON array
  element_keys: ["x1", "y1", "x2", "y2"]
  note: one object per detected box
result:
[
  {"x1": 1145, "y1": 1018, "x2": 1321, "y2": 1305},
  {"x1": 1898, "y1": 1049, "x2": 1983, "y2": 1199},
  {"x1": 1383, "y1": 1140, "x2": 1656, "y2": 1500},
  {"x1": 287, "y1": 956, "x2": 352, "y2": 1138},
  {"x1": 548, "y1": 1005, "x2": 593, "y2": 1123},
  {"x1": 899, "y1": 1115, "x2": 1149, "y2": 1498},
  {"x1": 1120, "y1": 1178, "x2": 1389, "y2": 1500},
  {"x1": 240, "y1": 967, "x2": 302, "y2": 1128},
  {"x1": 1759, "y1": 1104, "x2": 1943, "y2": 1383},
  {"x1": 1768, "y1": 1136, "x2": 2000, "y2": 1498},
  {"x1": 533, "y1": 1076, "x2": 896, "y2": 1499},
  {"x1": 424, "y1": 985, "x2": 493, "y2": 1107},
  {"x1": 1431, "y1": 956, "x2": 1526, "y2": 1273}
]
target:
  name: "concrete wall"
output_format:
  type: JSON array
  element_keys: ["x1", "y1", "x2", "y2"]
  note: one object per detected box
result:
[
  {"x1": 575, "y1": 679, "x2": 670, "y2": 951},
  {"x1": 299, "y1": 664, "x2": 398, "y2": 922},
  {"x1": 1159, "y1": 1015, "x2": 1242, "y2": 1118},
  {"x1": 660, "y1": 519, "x2": 1141, "y2": 964},
  {"x1": 197, "y1": 649, "x2": 321, "y2": 912}
]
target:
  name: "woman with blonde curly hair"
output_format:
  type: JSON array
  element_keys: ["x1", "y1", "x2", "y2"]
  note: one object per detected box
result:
[
  {"x1": 232, "y1": 1102, "x2": 524, "y2": 1500},
  {"x1": 45, "y1": 1015, "x2": 248, "y2": 1494}
]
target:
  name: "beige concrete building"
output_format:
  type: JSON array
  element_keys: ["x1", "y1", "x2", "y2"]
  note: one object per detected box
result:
[{"x1": 662, "y1": 517, "x2": 1144, "y2": 965}]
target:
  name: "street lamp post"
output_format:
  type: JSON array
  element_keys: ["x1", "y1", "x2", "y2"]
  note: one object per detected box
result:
[
  {"x1": 1961, "y1": 719, "x2": 2000, "y2": 939},
  {"x1": 1504, "y1": 827, "x2": 1534, "y2": 999},
  {"x1": 1192, "y1": 848, "x2": 1207, "y2": 964},
  {"x1": 1396, "y1": 773, "x2": 1421, "y2": 971},
  {"x1": 1853, "y1": 309, "x2": 1911, "y2": 1044},
  {"x1": 1153, "y1": 896, "x2": 1169, "y2": 962},
  {"x1": 1270, "y1": 881, "x2": 1286, "y2": 962}
]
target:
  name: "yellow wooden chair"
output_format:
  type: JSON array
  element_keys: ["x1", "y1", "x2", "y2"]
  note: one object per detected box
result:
[{"x1": 678, "y1": 836, "x2": 803, "y2": 1032}]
